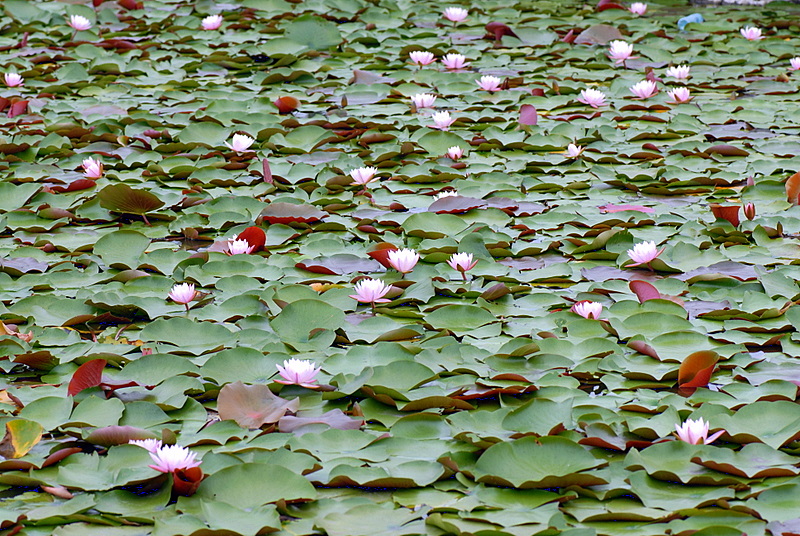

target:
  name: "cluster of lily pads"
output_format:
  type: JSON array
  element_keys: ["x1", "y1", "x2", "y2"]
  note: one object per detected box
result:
[{"x1": 4, "y1": 0, "x2": 800, "y2": 534}]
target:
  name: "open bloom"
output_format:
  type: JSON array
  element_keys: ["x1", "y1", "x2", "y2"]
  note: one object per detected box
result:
[
  {"x1": 578, "y1": 88, "x2": 606, "y2": 108},
  {"x1": 349, "y1": 166, "x2": 378, "y2": 186},
  {"x1": 68, "y1": 15, "x2": 92, "y2": 31},
  {"x1": 443, "y1": 7, "x2": 468, "y2": 23},
  {"x1": 608, "y1": 40, "x2": 633, "y2": 64},
  {"x1": 667, "y1": 87, "x2": 691, "y2": 103},
  {"x1": 225, "y1": 134, "x2": 255, "y2": 153},
  {"x1": 201, "y1": 14, "x2": 223, "y2": 30},
  {"x1": 226, "y1": 238, "x2": 254, "y2": 255},
  {"x1": 566, "y1": 144, "x2": 584, "y2": 158},
  {"x1": 276, "y1": 358, "x2": 321, "y2": 388},
  {"x1": 409, "y1": 51, "x2": 435, "y2": 66},
  {"x1": 791, "y1": 58, "x2": 800, "y2": 71},
  {"x1": 410, "y1": 93, "x2": 437, "y2": 109},
  {"x1": 434, "y1": 190, "x2": 458, "y2": 200},
  {"x1": 666, "y1": 65, "x2": 690, "y2": 80},
  {"x1": 4, "y1": 73, "x2": 23, "y2": 88},
  {"x1": 447, "y1": 252, "x2": 478, "y2": 274},
  {"x1": 571, "y1": 301, "x2": 602, "y2": 320},
  {"x1": 388, "y1": 248, "x2": 420, "y2": 273},
  {"x1": 740, "y1": 26, "x2": 762, "y2": 40},
  {"x1": 130, "y1": 439, "x2": 163, "y2": 453},
  {"x1": 629, "y1": 2, "x2": 647, "y2": 14},
  {"x1": 446, "y1": 146, "x2": 464, "y2": 160},
  {"x1": 442, "y1": 53, "x2": 469, "y2": 70},
  {"x1": 477, "y1": 75, "x2": 502, "y2": 92},
  {"x1": 627, "y1": 240, "x2": 664, "y2": 266},
  {"x1": 168, "y1": 283, "x2": 197, "y2": 305},
  {"x1": 675, "y1": 418, "x2": 724, "y2": 445},
  {"x1": 630, "y1": 80, "x2": 657, "y2": 99},
  {"x1": 81, "y1": 157, "x2": 103, "y2": 179},
  {"x1": 431, "y1": 111, "x2": 455, "y2": 131},
  {"x1": 149, "y1": 445, "x2": 201, "y2": 474},
  {"x1": 349, "y1": 278, "x2": 392, "y2": 304}
]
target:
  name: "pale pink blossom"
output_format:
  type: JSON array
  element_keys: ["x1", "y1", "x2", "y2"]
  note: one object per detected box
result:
[
  {"x1": 442, "y1": 53, "x2": 469, "y2": 70},
  {"x1": 791, "y1": 58, "x2": 800, "y2": 71},
  {"x1": 627, "y1": 240, "x2": 664, "y2": 267},
  {"x1": 81, "y1": 157, "x2": 103, "y2": 179},
  {"x1": 740, "y1": 26, "x2": 762, "y2": 41},
  {"x1": 149, "y1": 445, "x2": 201, "y2": 473},
  {"x1": 168, "y1": 283, "x2": 197, "y2": 305},
  {"x1": 629, "y1": 80, "x2": 658, "y2": 99},
  {"x1": 201, "y1": 15, "x2": 223, "y2": 30},
  {"x1": 571, "y1": 301, "x2": 602, "y2": 320},
  {"x1": 275, "y1": 358, "x2": 321, "y2": 388},
  {"x1": 225, "y1": 133, "x2": 255, "y2": 153},
  {"x1": 446, "y1": 146, "x2": 464, "y2": 160},
  {"x1": 4, "y1": 73, "x2": 23, "y2": 88},
  {"x1": 566, "y1": 144, "x2": 584, "y2": 158},
  {"x1": 675, "y1": 418, "x2": 724, "y2": 445},
  {"x1": 667, "y1": 87, "x2": 691, "y2": 103},
  {"x1": 607, "y1": 40, "x2": 633, "y2": 64},
  {"x1": 349, "y1": 278, "x2": 391, "y2": 305},
  {"x1": 226, "y1": 238, "x2": 254, "y2": 255},
  {"x1": 434, "y1": 190, "x2": 458, "y2": 200},
  {"x1": 447, "y1": 252, "x2": 478, "y2": 280},
  {"x1": 410, "y1": 93, "x2": 437, "y2": 109},
  {"x1": 129, "y1": 439, "x2": 163, "y2": 453},
  {"x1": 443, "y1": 7, "x2": 468, "y2": 23},
  {"x1": 68, "y1": 15, "x2": 92, "y2": 31},
  {"x1": 409, "y1": 51, "x2": 435, "y2": 66},
  {"x1": 349, "y1": 166, "x2": 379, "y2": 186},
  {"x1": 578, "y1": 88, "x2": 606, "y2": 108},
  {"x1": 388, "y1": 248, "x2": 420, "y2": 273},
  {"x1": 477, "y1": 75, "x2": 502, "y2": 92},
  {"x1": 665, "y1": 65, "x2": 690, "y2": 80},
  {"x1": 629, "y1": 2, "x2": 647, "y2": 15},
  {"x1": 431, "y1": 111, "x2": 455, "y2": 131}
]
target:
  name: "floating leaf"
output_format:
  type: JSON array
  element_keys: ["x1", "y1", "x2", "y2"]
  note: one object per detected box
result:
[
  {"x1": 98, "y1": 184, "x2": 165, "y2": 216},
  {"x1": 0, "y1": 419, "x2": 43, "y2": 459},
  {"x1": 217, "y1": 381, "x2": 299, "y2": 429}
]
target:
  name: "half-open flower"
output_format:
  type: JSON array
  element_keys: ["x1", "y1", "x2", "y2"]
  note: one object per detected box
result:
[
  {"x1": 349, "y1": 166, "x2": 379, "y2": 186},
  {"x1": 82, "y1": 157, "x2": 103, "y2": 179},
  {"x1": 409, "y1": 51, "x2": 435, "y2": 66},
  {"x1": 791, "y1": 58, "x2": 800, "y2": 71},
  {"x1": 665, "y1": 65, "x2": 690, "y2": 80},
  {"x1": 442, "y1": 53, "x2": 469, "y2": 70},
  {"x1": 571, "y1": 301, "x2": 602, "y2": 320},
  {"x1": 446, "y1": 146, "x2": 464, "y2": 160},
  {"x1": 226, "y1": 238, "x2": 254, "y2": 255},
  {"x1": 168, "y1": 283, "x2": 197, "y2": 305},
  {"x1": 388, "y1": 248, "x2": 420, "y2": 273},
  {"x1": 447, "y1": 252, "x2": 478, "y2": 275},
  {"x1": 349, "y1": 278, "x2": 392, "y2": 305},
  {"x1": 566, "y1": 144, "x2": 584, "y2": 158},
  {"x1": 201, "y1": 14, "x2": 223, "y2": 30},
  {"x1": 627, "y1": 240, "x2": 664, "y2": 267},
  {"x1": 608, "y1": 40, "x2": 633, "y2": 64},
  {"x1": 667, "y1": 87, "x2": 691, "y2": 104},
  {"x1": 4, "y1": 73, "x2": 23, "y2": 88},
  {"x1": 629, "y1": 2, "x2": 647, "y2": 15},
  {"x1": 431, "y1": 111, "x2": 455, "y2": 131},
  {"x1": 740, "y1": 26, "x2": 762, "y2": 40},
  {"x1": 675, "y1": 417, "x2": 724, "y2": 445},
  {"x1": 149, "y1": 445, "x2": 201, "y2": 474},
  {"x1": 578, "y1": 88, "x2": 607, "y2": 108},
  {"x1": 68, "y1": 14, "x2": 92, "y2": 31},
  {"x1": 225, "y1": 133, "x2": 255, "y2": 153},
  {"x1": 477, "y1": 75, "x2": 502, "y2": 92},
  {"x1": 443, "y1": 7, "x2": 468, "y2": 23},
  {"x1": 276, "y1": 358, "x2": 321, "y2": 388},
  {"x1": 630, "y1": 80, "x2": 657, "y2": 99},
  {"x1": 410, "y1": 93, "x2": 437, "y2": 109},
  {"x1": 129, "y1": 439, "x2": 163, "y2": 453}
]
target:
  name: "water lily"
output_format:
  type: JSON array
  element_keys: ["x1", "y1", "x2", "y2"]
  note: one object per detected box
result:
[
  {"x1": 629, "y1": 80, "x2": 657, "y2": 99},
  {"x1": 168, "y1": 283, "x2": 197, "y2": 312},
  {"x1": 740, "y1": 26, "x2": 762, "y2": 40},
  {"x1": 667, "y1": 87, "x2": 691, "y2": 104},
  {"x1": 349, "y1": 278, "x2": 392, "y2": 309},
  {"x1": 744, "y1": 202, "x2": 756, "y2": 220},
  {"x1": 442, "y1": 53, "x2": 469, "y2": 70},
  {"x1": 443, "y1": 7, "x2": 468, "y2": 23},
  {"x1": 129, "y1": 439, "x2": 163, "y2": 453},
  {"x1": 607, "y1": 40, "x2": 633, "y2": 64},
  {"x1": 477, "y1": 75, "x2": 502, "y2": 92},
  {"x1": 409, "y1": 51, "x2": 435, "y2": 67},
  {"x1": 675, "y1": 417, "x2": 724, "y2": 445},
  {"x1": 4, "y1": 73, "x2": 23, "y2": 88},
  {"x1": 578, "y1": 88, "x2": 606, "y2": 108},
  {"x1": 665, "y1": 65, "x2": 690, "y2": 80},
  {"x1": 275, "y1": 358, "x2": 321, "y2": 388},
  {"x1": 627, "y1": 240, "x2": 664, "y2": 267},
  {"x1": 388, "y1": 248, "x2": 420, "y2": 274},
  {"x1": 410, "y1": 93, "x2": 437, "y2": 109},
  {"x1": 434, "y1": 190, "x2": 458, "y2": 200},
  {"x1": 225, "y1": 133, "x2": 255, "y2": 153},
  {"x1": 201, "y1": 14, "x2": 223, "y2": 30},
  {"x1": 629, "y1": 2, "x2": 647, "y2": 15},
  {"x1": 148, "y1": 444, "x2": 201, "y2": 473},
  {"x1": 791, "y1": 57, "x2": 800, "y2": 71},
  {"x1": 446, "y1": 146, "x2": 464, "y2": 160},
  {"x1": 349, "y1": 166, "x2": 379, "y2": 186},
  {"x1": 226, "y1": 238, "x2": 254, "y2": 255},
  {"x1": 81, "y1": 157, "x2": 103, "y2": 179},
  {"x1": 431, "y1": 110, "x2": 455, "y2": 131},
  {"x1": 68, "y1": 14, "x2": 92, "y2": 31},
  {"x1": 571, "y1": 301, "x2": 602, "y2": 320},
  {"x1": 566, "y1": 144, "x2": 584, "y2": 158},
  {"x1": 447, "y1": 252, "x2": 478, "y2": 281}
]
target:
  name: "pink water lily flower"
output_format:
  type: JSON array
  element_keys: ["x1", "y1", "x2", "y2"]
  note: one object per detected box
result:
[
  {"x1": 68, "y1": 14, "x2": 92, "y2": 31},
  {"x1": 388, "y1": 248, "x2": 420, "y2": 274},
  {"x1": 791, "y1": 58, "x2": 800, "y2": 71},
  {"x1": 446, "y1": 146, "x2": 464, "y2": 160},
  {"x1": 443, "y1": 7, "x2": 468, "y2": 23},
  {"x1": 630, "y1": 80, "x2": 658, "y2": 99},
  {"x1": 607, "y1": 40, "x2": 633, "y2": 64},
  {"x1": 149, "y1": 445, "x2": 201, "y2": 474},
  {"x1": 675, "y1": 417, "x2": 724, "y2": 445},
  {"x1": 129, "y1": 439, "x2": 163, "y2": 453},
  {"x1": 226, "y1": 238, "x2": 254, "y2": 255},
  {"x1": 665, "y1": 65, "x2": 690, "y2": 80},
  {"x1": 410, "y1": 93, "x2": 437, "y2": 109},
  {"x1": 349, "y1": 166, "x2": 379, "y2": 186},
  {"x1": 81, "y1": 157, "x2": 103, "y2": 179},
  {"x1": 477, "y1": 75, "x2": 502, "y2": 92},
  {"x1": 629, "y1": 2, "x2": 647, "y2": 14},
  {"x1": 4, "y1": 73, "x2": 23, "y2": 88},
  {"x1": 447, "y1": 252, "x2": 478, "y2": 281},
  {"x1": 566, "y1": 144, "x2": 584, "y2": 158},
  {"x1": 667, "y1": 87, "x2": 691, "y2": 103},
  {"x1": 349, "y1": 278, "x2": 392, "y2": 306},
  {"x1": 276, "y1": 358, "x2": 321, "y2": 388},
  {"x1": 431, "y1": 111, "x2": 455, "y2": 130},
  {"x1": 225, "y1": 133, "x2": 255, "y2": 153},
  {"x1": 740, "y1": 26, "x2": 762, "y2": 40},
  {"x1": 201, "y1": 14, "x2": 223, "y2": 30},
  {"x1": 409, "y1": 51, "x2": 435, "y2": 66},
  {"x1": 578, "y1": 88, "x2": 606, "y2": 108},
  {"x1": 442, "y1": 53, "x2": 469, "y2": 70},
  {"x1": 168, "y1": 283, "x2": 197, "y2": 312},
  {"x1": 627, "y1": 240, "x2": 664, "y2": 267},
  {"x1": 744, "y1": 202, "x2": 756, "y2": 220},
  {"x1": 571, "y1": 301, "x2": 602, "y2": 320}
]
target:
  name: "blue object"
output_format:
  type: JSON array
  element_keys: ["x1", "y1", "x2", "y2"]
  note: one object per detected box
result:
[{"x1": 677, "y1": 13, "x2": 704, "y2": 31}]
